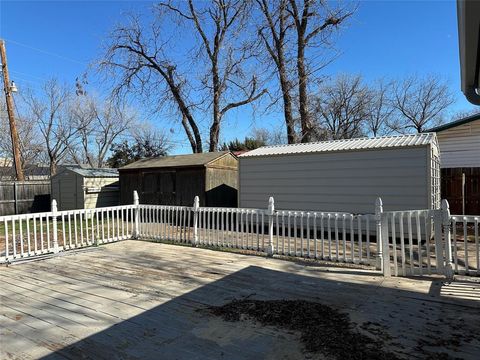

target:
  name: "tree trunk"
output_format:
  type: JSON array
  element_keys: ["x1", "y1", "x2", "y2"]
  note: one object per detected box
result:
[
  {"x1": 210, "y1": 63, "x2": 222, "y2": 152},
  {"x1": 157, "y1": 66, "x2": 203, "y2": 153},
  {"x1": 297, "y1": 41, "x2": 311, "y2": 143},
  {"x1": 49, "y1": 156, "x2": 57, "y2": 176},
  {"x1": 278, "y1": 62, "x2": 296, "y2": 144},
  {"x1": 258, "y1": 0, "x2": 296, "y2": 144}
]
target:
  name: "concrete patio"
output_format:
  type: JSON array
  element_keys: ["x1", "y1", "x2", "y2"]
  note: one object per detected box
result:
[{"x1": 1, "y1": 240, "x2": 479, "y2": 359}]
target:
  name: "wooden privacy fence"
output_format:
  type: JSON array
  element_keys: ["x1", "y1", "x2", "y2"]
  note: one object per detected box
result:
[
  {"x1": 0, "y1": 181, "x2": 50, "y2": 216},
  {"x1": 1, "y1": 191, "x2": 478, "y2": 279}
]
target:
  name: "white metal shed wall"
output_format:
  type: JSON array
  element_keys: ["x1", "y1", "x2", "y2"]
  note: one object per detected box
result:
[
  {"x1": 436, "y1": 119, "x2": 480, "y2": 168},
  {"x1": 239, "y1": 147, "x2": 431, "y2": 213},
  {"x1": 51, "y1": 170, "x2": 79, "y2": 211},
  {"x1": 51, "y1": 168, "x2": 119, "y2": 210}
]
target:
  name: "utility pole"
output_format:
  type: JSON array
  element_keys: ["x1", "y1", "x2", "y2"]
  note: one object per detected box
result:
[{"x1": 0, "y1": 39, "x2": 24, "y2": 181}]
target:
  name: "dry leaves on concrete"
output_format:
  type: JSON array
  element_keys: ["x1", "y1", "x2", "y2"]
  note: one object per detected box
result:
[{"x1": 208, "y1": 299, "x2": 399, "y2": 360}]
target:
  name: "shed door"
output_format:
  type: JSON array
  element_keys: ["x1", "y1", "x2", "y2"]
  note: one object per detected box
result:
[
  {"x1": 142, "y1": 171, "x2": 176, "y2": 205},
  {"x1": 142, "y1": 173, "x2": 158, "y2": 204},
  {"x1": 158, "y1": 172, "x2": 176, "y2": 205}
]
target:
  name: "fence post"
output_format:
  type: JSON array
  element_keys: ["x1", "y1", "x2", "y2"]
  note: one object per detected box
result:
[
  {"x1": 381, "y1": 211, "x2": 391, "y2": 277},
  {"x1": 51, "y1": 199, "x2": 59, "y2": 254},
  {"x1": 193, "y1": 196, "x2": 200, "y2": 245},
  {"x1": 441, "y1": 199, "x2": 454, "y2": 281},
  {"x1": 95, "y1": 210, "x2": 100, "y2": 246},
  {"x1": 266, "y1": 197, "x2": 275, "y2": 256},
  {"x1": 433, "y1": 209, "x2": 444, "y2": 273},
  {"x1": 13, "y1": 181, "x2": 18, "y2": 215},
  {"x1": 375, "y1": 197, "x2": 384, "y2": 272},
  {"x1": 133, "y1": 191, "x2": 139, "y2": 239}
]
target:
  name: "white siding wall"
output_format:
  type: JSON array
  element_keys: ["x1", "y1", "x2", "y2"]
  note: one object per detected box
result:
[
  {"x1": 239, "y1": 147, "x2": 430, "y2": 213},
  {"x1": 436, "y1": 120, "x2": 480, "y2": 168},
  {"x1": 83, "y1": 177, "x2": 119, "y2": 209}
]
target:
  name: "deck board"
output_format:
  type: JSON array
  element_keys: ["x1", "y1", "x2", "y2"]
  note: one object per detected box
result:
[{"x1": 1, "y1": 240, "x2": 479, "y2": 360}]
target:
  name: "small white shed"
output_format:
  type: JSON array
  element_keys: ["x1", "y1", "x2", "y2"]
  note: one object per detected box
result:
[
  {"x1": 51, "y1": 166, "x2": 119, "y2": 211},
  {"x1": 239, "y1": 133, "x2": 440, "y2": 213}
]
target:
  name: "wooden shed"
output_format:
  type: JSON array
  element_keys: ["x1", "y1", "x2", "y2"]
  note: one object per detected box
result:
[
  {"x1": 51, "y1": 166, "x2": 119, "y2": 211},
  {"x1": 428, "y1": 113, "x2": 480, "y2": 214},
  {"x1": 119, "y1": 151, "x2": 238, "y2": 207},
  {"x1": 239, "y1": 133, "x2": 441, "y2": 213}
]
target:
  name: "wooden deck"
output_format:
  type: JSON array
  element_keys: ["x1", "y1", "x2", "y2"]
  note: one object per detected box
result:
[{"x1": 1, "y1": 240, "x2": 479, "y2": 359}]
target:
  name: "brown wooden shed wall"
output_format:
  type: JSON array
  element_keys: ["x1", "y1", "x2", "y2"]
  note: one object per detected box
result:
[
  {"x1": 119, "y1": 153, "x2": 238, "y2": 207},
  {"x1": 120, "y1": 167, "x2": 205, "y2": 206},
  {"x1": 119, "y1": 166, "x2": 237, "y2": 207},
  {"x1": 205, "y1": 155, "x2": 238, "y2": 207}
]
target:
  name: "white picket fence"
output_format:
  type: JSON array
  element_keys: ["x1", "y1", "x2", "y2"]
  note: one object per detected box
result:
[
  {"x1": 1, "y1": 191, "x2": 478, "y2": 279},
  {"x1": 449, "y1": 214, "x2": 480, "y2": 276},
  {"x1": 137, "y1": 197, "x2": 379, "y2": 266},
  {"x1": 0, "y1": 200, "x2": 135, "y2": 262}
]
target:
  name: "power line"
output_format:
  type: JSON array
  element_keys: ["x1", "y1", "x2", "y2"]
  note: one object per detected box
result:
[
  {"x1": 10, "y1": 70, "x2": 48, "y2": 82},
  {"x1": 10, "y1": 76, "x2": 43, "y2": 86},
  {"x1": 4, "y1": 38, "x2": 88, "y2": 65},
  {"x1": 12, "y1": 95, "x2": 22, "y2": 121}
]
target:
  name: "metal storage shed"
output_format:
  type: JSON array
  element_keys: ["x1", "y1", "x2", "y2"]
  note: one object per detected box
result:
[
  {"x1": 51, "y1": 166, "x2": 119, "y2": 211},
  {"x1": 119, "y1": 151, "x2": 238, "y2": 207},
  {"x1": 239, "y1": 133, "x2": 441, "y2": 213}
]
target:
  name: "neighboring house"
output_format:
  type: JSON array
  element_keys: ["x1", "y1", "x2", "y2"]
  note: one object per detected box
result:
[
  {"x1": 428, "y1": 114, "x2": 480, "y2": 214},
  {"x1": 119, "y1": 151, "x2": 238, "y2": 207},
  {"x1": 51, "y1": 166, "x2": 119, "y2": 211},
  {"x1": 0, "y1": 164, "x2": 50, "y2": 181},
  {"x1": 239, "y1": 133, "x2": 440, "y2": 213},
  {"x1": 0, "y1": 157, "x2": 12, "y2": 166}
]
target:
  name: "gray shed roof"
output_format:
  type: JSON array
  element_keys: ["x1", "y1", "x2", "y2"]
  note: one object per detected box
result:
[
  {"x1": 66, "y1": 166, "x2": 119, "y2": 178},
  {"x1": 119, "y1": 151, "x2": 232, "y2": 170},
  {"x1": 240, "y1": 133, "x2": 437, "y2": 158}
]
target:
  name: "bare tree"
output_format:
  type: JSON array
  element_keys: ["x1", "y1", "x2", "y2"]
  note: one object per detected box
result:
[
  {"x1": 100, "y1": 13, "x2": 203, "y2": 153},
  {"x1": 68, "y1": 96, "x2": 134, "y2": 167},
  {"x1": 287, "y1": 0, "x2": 355, "y2": 142},
  {"x1": 451, "y1": 108, "x2": 480, "y2": 121},
  {"x1": 312, "y1": 74, "x2": 370, "y2": 140},
  {"x1": 0, "y1": 110, "x2": 46, "y2": 176},
  {"x1": 106, "y1": 122, "x2": 172, "y2": 168},
  {"x1": 391, "y1": 74, "x2": 455, "y2": 133},
  {"x1": 100, "y1": 0, "x2": 266, "y2": 153},
  {"x1": 22, "y1": 79, "x2": 85, "y2": 175},
  {"x1": 130, "y1": 122, "x2": 171, "y2": 151},
  {"x1": 250, "y1": 126, "x2": 286, "y2": 145},
  {"x1": 256, "y1": 0, "x2": 297, "y2": 143},
  {"x1": 365, "y1": 79, "x2": 396, "y2": 137}
]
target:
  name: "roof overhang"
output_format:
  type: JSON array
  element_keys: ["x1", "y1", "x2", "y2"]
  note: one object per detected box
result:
[{"x1": 457, "y1": 0, "x2": 480, "y2": 105}]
